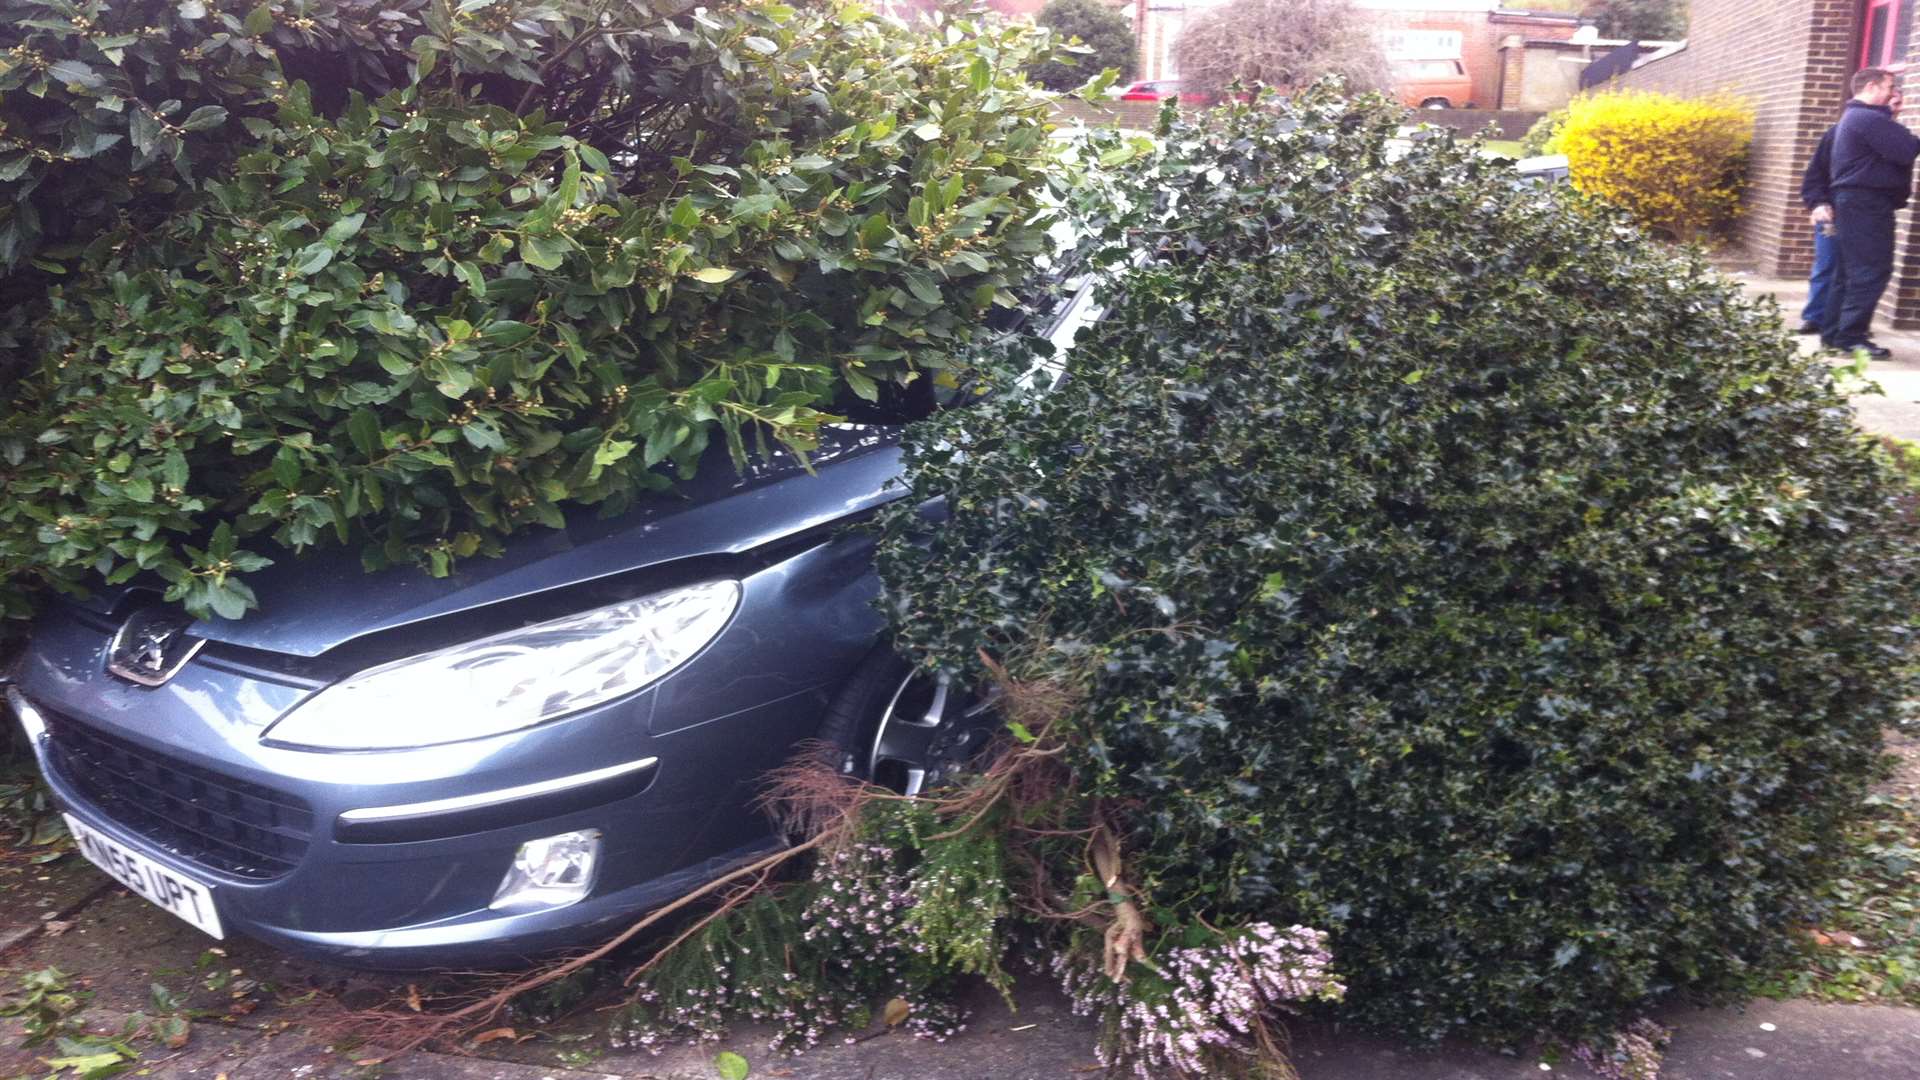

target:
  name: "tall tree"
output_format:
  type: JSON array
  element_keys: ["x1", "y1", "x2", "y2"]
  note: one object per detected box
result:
[
  {"x1": 1031, "y1": 0, "x2": 1136, "y2": 90},
  {"x1": 1172, "y1": 0, "x2": 1388, "y2": 99},
  {"x1": 1586, "y1": 0, "x2": 1689, "y2": 40}
]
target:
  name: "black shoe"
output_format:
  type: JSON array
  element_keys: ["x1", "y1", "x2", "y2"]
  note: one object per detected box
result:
[
  {"x1": 1797, "y1": 321, "x2": 1823, "y2": 334},
  {"x1": 1856, "y1": 341, "x2": 1894, "y2": 359}
]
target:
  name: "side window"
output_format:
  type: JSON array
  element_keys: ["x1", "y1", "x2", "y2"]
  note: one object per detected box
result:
[{"x1": 1861, "y1": 0, "x2": 1911, "y2": 68}]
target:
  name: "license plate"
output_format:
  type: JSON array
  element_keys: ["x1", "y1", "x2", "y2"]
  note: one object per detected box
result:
[{"x1": 63, "y1": 814, "x2": 224, "y2": 940}]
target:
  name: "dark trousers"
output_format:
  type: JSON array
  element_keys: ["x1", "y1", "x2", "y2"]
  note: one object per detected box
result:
[{"x1": 1822, "y1": 189, "x2": 1901, "y2": 348}]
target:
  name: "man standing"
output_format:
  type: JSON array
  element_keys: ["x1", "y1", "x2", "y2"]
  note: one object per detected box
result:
[{"x1": 1823, "y1": 67, "x2": 1920, "y2": 358}]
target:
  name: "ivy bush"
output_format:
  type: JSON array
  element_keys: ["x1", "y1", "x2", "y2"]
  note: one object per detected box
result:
[
  {"x1": 871, "y1": 88, "x2": 1920, "y2": 1049},
  {"x1": 0, "y1": 0, "x2": 1069, "y2": 620}
]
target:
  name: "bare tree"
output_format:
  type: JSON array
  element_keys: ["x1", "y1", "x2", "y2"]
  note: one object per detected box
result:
[{"x1": 1173, "y1": 0, "x2": 1390, "y2": 99}]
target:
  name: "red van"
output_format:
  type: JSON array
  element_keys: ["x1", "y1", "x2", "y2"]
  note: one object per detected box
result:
[{"x1": 1393, "y1": 58, "x2": 1474, "y2": 110}]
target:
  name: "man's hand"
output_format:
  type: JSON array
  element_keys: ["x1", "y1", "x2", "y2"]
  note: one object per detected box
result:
[{"x1": 1811, "y1": 204, "x2": 1835, "y2": 226}]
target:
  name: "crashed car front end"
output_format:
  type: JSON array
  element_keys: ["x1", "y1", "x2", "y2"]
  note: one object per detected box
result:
[{"x1": 6, "y1": 431, "x2": 897, "y2": 968}]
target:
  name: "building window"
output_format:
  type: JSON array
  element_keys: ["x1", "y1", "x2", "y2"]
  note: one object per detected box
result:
[{"x1": 1860, "y1": 0, "x2": 1911, "y2": 68}]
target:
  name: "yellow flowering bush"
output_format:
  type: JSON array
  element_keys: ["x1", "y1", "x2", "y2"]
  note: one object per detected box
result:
[{"x1": 1557, "y1": 90, "x2": 1754, "y2": 240}]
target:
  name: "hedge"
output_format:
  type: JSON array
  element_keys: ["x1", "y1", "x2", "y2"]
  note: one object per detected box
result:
[
  {"x1": 0, "y1": 0, "x2": 1070, "y2": 621},
  {"x1": 871, "y1": 88, "x2": 1919, "y2": 1051}
]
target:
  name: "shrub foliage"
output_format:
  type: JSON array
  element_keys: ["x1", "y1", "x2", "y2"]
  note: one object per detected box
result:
[
  {"x1": 1556, "y1": 88, "x2": 1752, "y2": 240},
  {"x1": 1519, "y1": 105, "x2": 1567, "y2": 157},
  {"x1": 1030, "y1": 0, "x2": 1135, "y2": 92},
  {"x1": 873, "y1": 88, "x2": 1919, "y2": 1046},
  {"x1": 1171, "y1": 0, "x2": 1389, "y2": 100},
  {"x1": 0, "y1": 0, "x2": 1067, "y2": 619}
]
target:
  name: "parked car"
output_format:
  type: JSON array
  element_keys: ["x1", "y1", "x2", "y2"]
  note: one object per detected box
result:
[
  {"x1": 1117, "y1": 78, "x2": 1184, "y2": 102},
  {"x1": 4, "y1": 278, "x2": 1106, "y2": 970},
  {"x1": 1392, "y1": 58, "x2": 1474, "y2": 110}
]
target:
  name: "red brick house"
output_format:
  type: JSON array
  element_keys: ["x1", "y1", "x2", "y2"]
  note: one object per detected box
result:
[
  {"x1": 1132, "y1": 1, "x2": 1597, "y2": 109},
  {"x1": 1367, "y1": 4, "x2": 1586, "y2": 110},
  {"x1": 1615, "y1": 0, "x2": 1920, "y2": 323}
]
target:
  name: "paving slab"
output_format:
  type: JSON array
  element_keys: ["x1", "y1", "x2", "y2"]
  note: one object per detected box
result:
[
  {"x1": 0, "y1": 1005, "x2": 628, "y2": 1080},
  {"x1": 11, "y1": 859, "x2": 1920, "y2": 1079},
  {"x1": 1733, "y1": 274, "x2": 1920, "y2": 441},
  {"x1": 0, "y1": 847, "x2": 110, "y2": 955},
  {"x1": 1654, "y1": 1000, "x2": 1920, "y2": 1080},
  {"x1": 0, "y1": 881, "x2": 415, "y2": 1028}
]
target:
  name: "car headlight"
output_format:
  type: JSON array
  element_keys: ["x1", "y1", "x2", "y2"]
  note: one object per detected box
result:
[{"x1": 263, "y1": 580, "x2": 741, "y2": 751}]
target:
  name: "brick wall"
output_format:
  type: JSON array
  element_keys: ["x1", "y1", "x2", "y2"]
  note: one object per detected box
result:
[
  {"x1": 1367, "y1": 10, "x2": 1580, "y2": 110},
  {"x1": 1052, "y1": 97, "x2": 1165, "y2": 129},
  {"x1": 1615, "y1": 0, "x2": 1920, "y2": 326},
  {"x1": 1497, "y1": 38, "x2": 1525, "y2": 109},
  {"x1": 1886, "y1": 35, "x2": 1920, "y2": 322},
  {"x1": 1418, "y1": 107, "x2": 1546, "y2": 139},
  {"x1": 1615, "y1": 0, "x2": 1852, "y2": 284}
]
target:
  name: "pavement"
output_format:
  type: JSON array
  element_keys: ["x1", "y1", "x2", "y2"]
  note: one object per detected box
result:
[
  {"x1": 1732, "y1": 273, "x2": 1920, "y2": 441},
  {"x1": 6, "y1": 874, "x2": 1920, "y2": 1080},
  {"x1": 3, "y1": 271, "x2": 1918, "y2": 1078}
]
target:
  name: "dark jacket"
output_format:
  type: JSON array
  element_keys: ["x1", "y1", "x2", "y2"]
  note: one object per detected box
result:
[
  {"x1": 1802, "y1": 127, "x2": 1836, "y2": 209},
  {"x1": 1830, "y1": 99, "x2": 1920, "y2": 207}
]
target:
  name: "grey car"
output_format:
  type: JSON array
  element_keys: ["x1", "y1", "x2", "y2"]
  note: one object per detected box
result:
[{"x1": 4, "y1": 278, "x2": 1101, "y2": 969}]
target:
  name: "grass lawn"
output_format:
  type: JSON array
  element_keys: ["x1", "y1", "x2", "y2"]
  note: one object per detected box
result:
[{"x1": 1480, "y1": 139, "x2": 1527, "y2": 158}]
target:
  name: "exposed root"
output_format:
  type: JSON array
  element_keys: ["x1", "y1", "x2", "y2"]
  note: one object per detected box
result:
[{"x1": 1092, "y1": 815, "x2": 1152, "y2": 981}]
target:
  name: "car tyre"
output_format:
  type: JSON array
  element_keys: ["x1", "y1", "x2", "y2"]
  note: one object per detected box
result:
[{"x1": 816, "y1": 645, "x2": 1001, "y2": 796}]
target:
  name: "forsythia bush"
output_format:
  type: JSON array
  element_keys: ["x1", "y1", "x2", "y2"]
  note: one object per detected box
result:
[{"x1": 1557, "y1": 89, "x2": 1753, "y2": 240}]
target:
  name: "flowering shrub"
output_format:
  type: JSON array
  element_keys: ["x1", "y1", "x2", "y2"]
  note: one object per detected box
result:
[
  {"x1": 613, "y1": 812, "x2": 992, "y2": 1055},
  {"x1": 1053, "y1": 924, "x2": 1343, "y2": 1077},
  {"x1": 1556, "y1": 89, "x2": 1753, "y2": 239}
]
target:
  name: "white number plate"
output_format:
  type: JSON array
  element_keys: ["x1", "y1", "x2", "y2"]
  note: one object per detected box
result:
[{"x1": 63, "y1": 813, "x2": 224, "y2": 940}]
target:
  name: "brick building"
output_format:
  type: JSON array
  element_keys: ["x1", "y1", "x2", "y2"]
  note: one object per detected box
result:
[
  {"x1": 1367, "y1": 4, "x2": 1586, "y2": 109},
  {"x1": 1132, "y1": 0, "x2": 1594, "y2": 109},
  {"x1": 1615, "y1": 0, "x2": 1920, "y2": 323}
]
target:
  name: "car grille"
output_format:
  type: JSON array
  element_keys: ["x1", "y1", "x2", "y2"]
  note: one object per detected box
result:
[{"x1": 42, "y1": 708, "x2": 312, "y2": 880}]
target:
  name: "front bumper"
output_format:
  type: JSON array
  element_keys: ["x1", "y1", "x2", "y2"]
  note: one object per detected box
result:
[
  {"x1": 14, "y1": 676, "x2": 812, "y2": 968},
  {"x1": 9, "y1": 540, "x2": 881, "y2": 969}
]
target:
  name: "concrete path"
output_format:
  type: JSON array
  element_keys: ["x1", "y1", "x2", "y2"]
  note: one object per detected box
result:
[
  {"x1": 1732, "y1": 273, "x2": 1920, "y2": 441},
  {"x1": 6, "y1": 873, "x2": 1920, "y2": 1079}
]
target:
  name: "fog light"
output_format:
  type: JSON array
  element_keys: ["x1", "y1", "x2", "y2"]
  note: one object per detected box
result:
[{"x1": 490, "y1": 829, "x2": 601, "y2": 913}]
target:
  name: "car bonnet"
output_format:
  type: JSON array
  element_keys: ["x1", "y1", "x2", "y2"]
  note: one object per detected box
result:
[{"x1": 70, "y1": 427, "x2": 905, "y2": 659}]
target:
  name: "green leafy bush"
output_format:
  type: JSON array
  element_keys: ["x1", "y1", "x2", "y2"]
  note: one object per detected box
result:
[
  {"x1": 873, "y1": 87, "x2": 1920, "y2": 1047},
  {"x1": 1520, "y1": 105, "x2": 1567, "y2": 156},
  {"x1": 1030, "y1": 0, "x2": 1135, "y2": 91},
  {"x1": 0, "y1": 0, "x2": 1068, "y2": 619}
]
